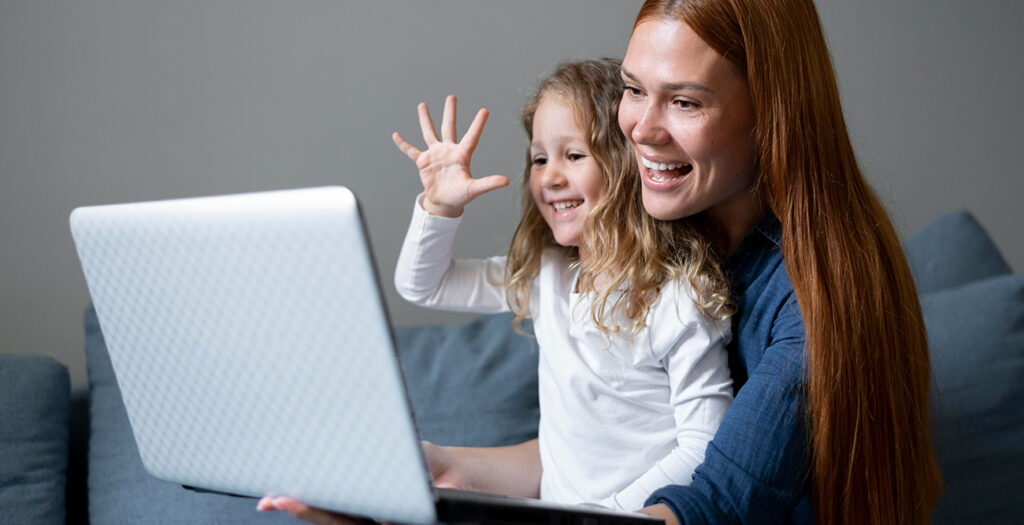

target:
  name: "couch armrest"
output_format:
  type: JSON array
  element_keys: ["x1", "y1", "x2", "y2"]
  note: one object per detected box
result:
[{"x1": 0, "y1": 354, "x2": 71, "y2": 525}]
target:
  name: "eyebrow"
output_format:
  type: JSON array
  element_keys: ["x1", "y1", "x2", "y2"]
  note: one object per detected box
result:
[
  {"x1": 621, "y1": 67, "x2": 714, "y2": 93},
  {"x1": 531, "y1": 136, "x2": 586, "y2": 150}
]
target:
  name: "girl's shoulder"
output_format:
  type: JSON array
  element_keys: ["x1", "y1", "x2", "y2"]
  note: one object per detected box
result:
[
  {"x1": 532, "y1": 247, "x2": 578, "y2": 294},
  {"x1": 648, "y1": 277, "x2": 732, "y2": 349}
]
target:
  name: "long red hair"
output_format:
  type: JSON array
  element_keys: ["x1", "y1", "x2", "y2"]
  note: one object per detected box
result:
[{"x1": 634, "y1": 1, "x2": 942, "y2": 523}]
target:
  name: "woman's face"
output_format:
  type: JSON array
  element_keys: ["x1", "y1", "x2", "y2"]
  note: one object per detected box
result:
[{"x1": 618, "y1": 18, "x2": 759, "y2": 225}]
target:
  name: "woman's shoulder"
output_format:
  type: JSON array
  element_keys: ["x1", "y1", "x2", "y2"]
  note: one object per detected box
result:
[{"x1": 727, "y1": 217, "x2": 805, "y2": 347}]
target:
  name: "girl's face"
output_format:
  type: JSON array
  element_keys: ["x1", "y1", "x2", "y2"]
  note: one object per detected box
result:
[
  {"x1": 529, "y1": 93, "x2": 604, "y2": 251},
  {"x1": 618, "y1": 18, "x2": 759, "y2": 226}
]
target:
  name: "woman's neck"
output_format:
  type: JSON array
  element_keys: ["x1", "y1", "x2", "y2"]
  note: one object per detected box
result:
[{"x1": 707, "y1": 191, "x2": 768, "y2": 256}]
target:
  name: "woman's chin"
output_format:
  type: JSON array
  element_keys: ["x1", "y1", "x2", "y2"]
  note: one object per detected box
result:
[{"x1": 641, "y1": 191, "x2": 693, "y2": 221}]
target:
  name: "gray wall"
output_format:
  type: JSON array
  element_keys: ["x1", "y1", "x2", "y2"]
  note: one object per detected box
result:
[{"x1": 2, "y1": 1, "x2": 1021, "y2": 389}]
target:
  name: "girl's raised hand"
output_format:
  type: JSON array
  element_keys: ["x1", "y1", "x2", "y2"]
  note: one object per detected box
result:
[{"x1": 392, "y1": 95, "x2": 509, "y2": 218}]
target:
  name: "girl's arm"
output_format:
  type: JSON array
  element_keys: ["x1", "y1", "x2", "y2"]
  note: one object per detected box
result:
[
  {"x1": 600, "y1": 282, "x2": 733, "y2": 511},
  {"x1": 392, "y1": 94, "x2": 511, "y2": 313},
  {"x1": 425, "y1": 439, "x2": 542, "y2": 498},
  {"x1": 642, "y1": 291, "x2": 810, "y2": 524},
  {"x1": 394, "y1": 198, "x2": 508, "y2": 313}
]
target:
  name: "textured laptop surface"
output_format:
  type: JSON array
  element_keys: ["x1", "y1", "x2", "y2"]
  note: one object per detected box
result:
[{"x1": 70, "y1": 187, "x2": 437, "y2": 523}]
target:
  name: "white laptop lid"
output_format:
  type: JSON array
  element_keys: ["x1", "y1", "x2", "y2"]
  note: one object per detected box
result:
[{"x1": 70, "y1": 186, "x2": 437, "y2": 524}]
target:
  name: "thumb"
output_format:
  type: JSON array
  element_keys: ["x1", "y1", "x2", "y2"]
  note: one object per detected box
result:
[
  {"x1": 467, "y1": 175, "x2": 510, "y2": 200},
  {"x1": 433, "y1": 480, "x2": 464, "y2": 490}
]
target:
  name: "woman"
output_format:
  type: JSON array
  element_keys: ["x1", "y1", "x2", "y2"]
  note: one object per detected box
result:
[
  {"x1": 614, "y1": 1, "x2": 942, "y2": 523},
  {"x1": 262, "y1": 0, "x2": 942, "y2": 523}
]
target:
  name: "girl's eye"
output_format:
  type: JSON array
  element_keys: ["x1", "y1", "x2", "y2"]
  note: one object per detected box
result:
[
  {"x1": 567, "y1": 152, "x2": 586, "y2": 162},
  {"x1": 532, "y1": 156, "x2": 547, "y2": 166}
]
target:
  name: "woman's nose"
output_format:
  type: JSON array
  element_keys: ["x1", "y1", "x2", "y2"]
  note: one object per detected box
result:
[{"x1": 631, "y1": 104, "x2": 669, "y2": 146}]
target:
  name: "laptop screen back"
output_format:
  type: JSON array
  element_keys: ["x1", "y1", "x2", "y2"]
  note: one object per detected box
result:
[{"x1": 70, "y1": 187, "x2": 436, "y2": 523}]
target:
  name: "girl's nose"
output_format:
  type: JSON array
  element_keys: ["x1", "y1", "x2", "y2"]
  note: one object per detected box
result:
[
  {"x1": 540, "y1": 164, "x2": 567, "y2": 188},
  {"x1": 631, "y1": 104, "x2": 670, "y2": 146}
]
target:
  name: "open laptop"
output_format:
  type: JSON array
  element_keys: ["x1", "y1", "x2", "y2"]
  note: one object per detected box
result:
[{"x1": 70, "y1": 186, "x2": 663, "y2": 525}]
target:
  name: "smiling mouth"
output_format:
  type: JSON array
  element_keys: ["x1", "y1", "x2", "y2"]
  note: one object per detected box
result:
[
  {"x1": 641, "y1": 157, "x2": 693, "y2": 181},
  {"x1": 551, "y1": 200, "x2": 583, "y2": 211}
]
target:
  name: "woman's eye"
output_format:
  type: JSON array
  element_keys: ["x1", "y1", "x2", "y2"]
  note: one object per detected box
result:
[
  {"x1": 674, "y1": 99, "x2": 697, "y2": 109},
  {"x1": 623, "y1": 85, "x2": 643, "y2": 97}
]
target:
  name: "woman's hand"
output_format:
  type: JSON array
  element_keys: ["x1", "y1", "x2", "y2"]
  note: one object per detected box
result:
[
  {"x1": 392, "y1": 94, "x2": 509, "y2": 218},
  {"x1": 256, "y1": 496, "x2": 373, "y2": 525},
  {"x1": 639, "y1": 503, "x2": 679, "y2": 525},
  {"x1": 255, "y1": 441, "x2": 476, "y2": 524}
]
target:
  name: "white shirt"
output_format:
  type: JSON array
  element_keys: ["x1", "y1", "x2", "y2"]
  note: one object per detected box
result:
[{"x1": 394, "y1": 198, "x2": 733, "y2": 511}]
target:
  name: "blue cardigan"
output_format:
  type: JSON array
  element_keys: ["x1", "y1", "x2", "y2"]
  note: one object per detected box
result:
[{"x1": 646, "y1": 216, "x2": 813, "y2": 524}]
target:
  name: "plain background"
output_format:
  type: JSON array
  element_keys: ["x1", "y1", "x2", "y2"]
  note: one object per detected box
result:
[{"x1": 2, "y1": 1, "x2": 1021, "y2": 389}]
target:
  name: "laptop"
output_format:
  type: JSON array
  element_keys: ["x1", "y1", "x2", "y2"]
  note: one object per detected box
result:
[{"x1": 69, "y1": 186, "x2": 663, "y2": 525}]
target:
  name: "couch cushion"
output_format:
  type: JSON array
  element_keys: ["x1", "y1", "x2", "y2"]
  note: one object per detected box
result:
[
  {"x1": 0, "y1": 354, "x2": 70, "y2": 525},
  {"x1": 905, "y1": 209, "x2": 1012, "y2": 293},
  {"x1": 85, "y1": 306, "x2": 538, "y2": 523},
  {"x1": 395, "y1": 314, "x2": 539, "y2": 447},
  {"x1": 923, "y1": 274, "x2": 1024, "y2": 523}
]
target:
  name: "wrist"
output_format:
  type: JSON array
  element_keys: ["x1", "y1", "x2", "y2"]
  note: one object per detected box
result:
[{"x1": 419, "y1": 195, "x2": 464, "y2": 218}]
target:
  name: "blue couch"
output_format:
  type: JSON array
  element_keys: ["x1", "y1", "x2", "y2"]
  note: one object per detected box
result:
[{"x1": 1, "y1": 210, "x2": 1022, "y2": 524}]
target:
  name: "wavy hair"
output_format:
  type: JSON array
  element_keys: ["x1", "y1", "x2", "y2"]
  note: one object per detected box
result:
[
  {"x1": 635, "y1": 1, "x2": 942, "y2": 523},
  {"x1": 506, "y1": 58, "x2": 732, "y2": 335}
]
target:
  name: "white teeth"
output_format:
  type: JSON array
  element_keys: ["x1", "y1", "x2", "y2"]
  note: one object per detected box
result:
[
  {"x1": 649, "y1": 172, "x2": 680, "y2": 183},
  {"x1": 552, "y1": 200, "x2": 583, "y2": 211},
  {"x1": 641, "y1": 157, "x2": 686, "y2": 171}
]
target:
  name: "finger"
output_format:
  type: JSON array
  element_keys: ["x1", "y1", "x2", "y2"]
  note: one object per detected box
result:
[
  {"x1": 460, "y1": 108, "x2": 490, "y2": 155},
  {"x1": 273, "y1": 498, "x2": 364, "y2": 525},
  {"x1": 417, "y1": 102, "x2": 439, "y2": 146},
  {"x1": 441, "y1": 95, "x2": 458, "y2": 143},
  {"x1": 391, "y1": 132, "x2": 421, "y2": 162},
  {"x1": 433, "y1": 480, "x2": 464, "y2": 490},
  {"x1": 467, "y1": 175, "x2": 510, "y2": 200}
]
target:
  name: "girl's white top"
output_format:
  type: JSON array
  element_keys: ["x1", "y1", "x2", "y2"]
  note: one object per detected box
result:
[{"x1": 394, "y1": 198, "x2": 733, "y2": 511}]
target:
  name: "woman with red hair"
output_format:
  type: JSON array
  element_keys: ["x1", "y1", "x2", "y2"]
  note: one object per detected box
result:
[{"x1": 615, "y1": 1, "x2": 942, "y2": 523}]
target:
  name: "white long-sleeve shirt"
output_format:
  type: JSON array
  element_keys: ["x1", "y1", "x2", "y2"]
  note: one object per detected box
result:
[{"x1": 394, "y1": 198, "x2": 733, "y2": 511}]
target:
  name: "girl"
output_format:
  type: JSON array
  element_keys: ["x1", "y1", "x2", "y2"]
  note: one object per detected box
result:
[{"x1": 390, "y1": 59, "x2": 733, "y2": 512}]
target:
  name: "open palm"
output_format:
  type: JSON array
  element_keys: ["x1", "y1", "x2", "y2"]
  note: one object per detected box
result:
[{"x1": 392, "y1": 95, "x2": 508, "y2": 217}]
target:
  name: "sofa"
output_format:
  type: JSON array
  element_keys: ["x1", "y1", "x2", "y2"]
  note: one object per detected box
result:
[{"x1": 1, "y1": 210, "x2": 1022, "y2": 524}]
